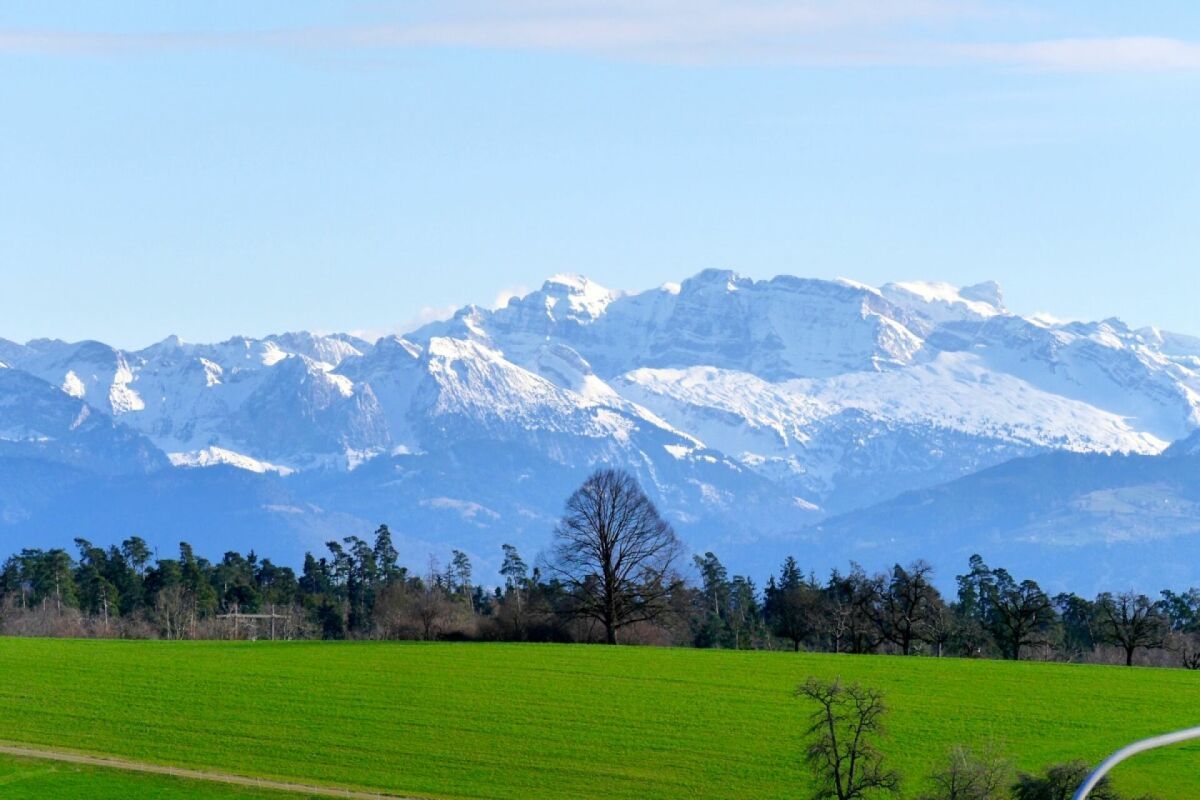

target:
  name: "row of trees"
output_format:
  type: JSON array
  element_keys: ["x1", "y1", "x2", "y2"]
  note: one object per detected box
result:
[
  {"x1": 3, "y1": 469, "x2": 1199, "y2": 668},
  {"x1": 0, "y1": 525, "x2": 494, "y2": 641},
  {"x1": 751, "y1": 554, "x2": 1191, "y2": 667}
]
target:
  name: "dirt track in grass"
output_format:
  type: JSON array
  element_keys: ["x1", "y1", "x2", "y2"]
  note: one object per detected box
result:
[{"x1": 0, "y1": 743, "x2": 422, "y2": 800}]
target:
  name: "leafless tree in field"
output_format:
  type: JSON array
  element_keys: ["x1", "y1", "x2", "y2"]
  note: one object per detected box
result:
[
  {"x1": 1095, "y1": 591, "x2": 1168, "y2": 667},
  {"x1": 874, "y1": 561, "x2": 942, "y2": 656},
  {"x1": 1170, "y1": 631, "x2": 1200, "y2": 670},
  {"x1": 920, "y1": 746, "x2": 1009, "y2": 800},
  {"x1": 372, "y1": 581, "x2": 411, "y2": 638},
  {"x1": 545, "y1": 468, "x2": 683, "y2": 645},
  {"x1": 922, "y1": 600, "x2": 956, "y2": 658},
  {"x1": 407, "y1": 556, "x2": 458, "y2": 640},
  {"x1": 409, "y1": 582, "x2": 453, "y2": 641},
  {"x1": 155, "y1": 585, "x2": 188, "y2": 640},
  {"x1": 796, "y1": 677, "x2": 900, "y2": 800}
]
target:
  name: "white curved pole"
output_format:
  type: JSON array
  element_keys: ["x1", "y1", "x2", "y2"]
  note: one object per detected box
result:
[{"x1": 1073, "y1": 726, "x2": 1200, "y2": 799}]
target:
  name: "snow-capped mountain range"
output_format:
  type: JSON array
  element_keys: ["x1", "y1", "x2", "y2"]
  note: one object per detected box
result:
[{"x1": 4, "y1": 269, "x2": 1200, "y2": 587}]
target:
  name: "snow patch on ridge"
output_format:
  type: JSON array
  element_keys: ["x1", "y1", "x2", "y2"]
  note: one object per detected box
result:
[
  {"x1": 260, "y1": 342, "x2": 288, "y2": 366},
  {"x1": 61, "y1": 371, "x2": 86, "y2": 398},
  {"x1": 169, "y1": 446, "x2": 295, "y2": 475},
  {"x1": 107, "y1": 360, "x2": 145, "y2": 413},
  {"x1": 881, "y1": 280, "x2": 1004, "y2": 323},
  {"x1": 834, "y1": 277, "x2": 881, "y2": 295},
  {"x1": 793, "y1": 351, "x2": 1167, "y2": 455}
]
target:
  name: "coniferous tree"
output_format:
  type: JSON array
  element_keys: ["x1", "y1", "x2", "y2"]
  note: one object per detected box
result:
[
  {"x1": 726, "y1": 575, "x2": 759, "y2": 649},
  {"x1": 373, "y1": 524, "x2": 401, "y2": 585},
  {"x1": 765, "y1": 556, "x2": 817, "y2": 652},
  {"x1": 693, "y1": 552, "x2": 730, "y2": 648},
  {"x1": 451, "y1": 550, "x2": 473, "y2": 611}
]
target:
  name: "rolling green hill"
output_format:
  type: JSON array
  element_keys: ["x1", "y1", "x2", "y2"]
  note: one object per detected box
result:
[{"x1": 0, "y1": 639, "x2": 1196, "y2": 799}]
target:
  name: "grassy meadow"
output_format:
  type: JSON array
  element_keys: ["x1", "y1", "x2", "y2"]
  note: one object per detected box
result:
[
  {"x1": 0, "y1": 639, "x2": 1196, "y2": 799},
  {"x1": 0, "y1": 753, "x2": 298, "y2": 800}
]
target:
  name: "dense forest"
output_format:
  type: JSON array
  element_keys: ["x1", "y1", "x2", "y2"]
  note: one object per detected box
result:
[
  {"x1": 3, "y1": 469, "x2": 1199, "y2": 669},
  {"x1": 5, "y1": 535, "x2": 1198, "y2": 667}
]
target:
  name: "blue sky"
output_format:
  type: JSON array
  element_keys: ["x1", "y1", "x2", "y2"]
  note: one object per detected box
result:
[{"x1": 2, "y1": 1, "x2": 1199, "y2": 348}]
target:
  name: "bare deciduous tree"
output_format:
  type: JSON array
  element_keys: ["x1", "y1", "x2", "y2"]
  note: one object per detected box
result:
[
  {"x1": 986, "y1": 571, "x2": 1055, "y2": 661},
  {"x1": 1095, "y1": 592, "x2": 1168, "y2": 667},
  {"x1": 920, "y1": 746, "x2": 1009, "y2": 800},
  {"x1": 545, "y1": 468, "x2": 683, "y2": 645},
  {"x1": 826, "y1": 566, "x2": 884, "y2": 654},
  {"x1": 409, "y1": 556, "x2": 457, "y2": 640},
  {"x1": 797, "y1": 677, "x2": 900, "y2": 800},
  {"x1": 875, "y1": 561, "x2": 942, "y2": 656},
  {"x1": 410, "y1": 581, "x2": 454, "y2": 641},
  {"x1": 1172, "y1": 631, "x2": 1200, "y2": 670},
  {"x1": 373, "y1": 581, "x2": 411, "y2": 639},
  {"x1": 922, "y1": 601, "x2": 957, "y2": 658},
  {"x1": 155, "y1": 585, "x2": 188, "y2": 640}
]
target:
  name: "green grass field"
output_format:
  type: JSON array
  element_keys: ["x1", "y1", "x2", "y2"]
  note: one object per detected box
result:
[
  {"x1": 0, "y1": 639, "x2": 1196, "y2": 799},
  {"x1": 0, "y1": 753, "x2": 300, "y2": 800}
]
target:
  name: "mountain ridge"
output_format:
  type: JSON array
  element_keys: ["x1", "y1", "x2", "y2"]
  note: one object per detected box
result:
[{"x1": 3, "y1": 270, "x2": 1199, "y2": 586}]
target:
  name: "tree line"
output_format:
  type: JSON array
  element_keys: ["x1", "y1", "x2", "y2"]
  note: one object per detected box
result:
[{"x1": 3, "y1": 468, "x2": 1199, "y2": 668}]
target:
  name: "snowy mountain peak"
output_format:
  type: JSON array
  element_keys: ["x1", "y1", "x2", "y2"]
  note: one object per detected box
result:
[
  {"x1": 371, "y1": 335, "x2": 423, "y2": 360},
  {"x1": 139, "y1": 334, "x2": 184, "y2": 356},
  {"x1": 681, "y1": 268, "x2": 746, "y2": 292},
  {"x1": 267, "y1": 331, "x2": 366, "y2": 367},
  {"x1": 960, "y1": 280, "x2": 1004, "y2": 308},
  {"x1": 880, "y1": 280, "x2": 1005, "y2": 325},
  {"x1": 535, "y1": 274, "x2": 616, "y2": 321}
]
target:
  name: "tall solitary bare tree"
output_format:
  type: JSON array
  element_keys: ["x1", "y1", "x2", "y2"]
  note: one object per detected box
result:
[
  {"x1": 545, "y1": 468, "x2": 683, "y2": 644},
  {"x1": 797, "y1": 677, "x2": 900, "y2": 800}
]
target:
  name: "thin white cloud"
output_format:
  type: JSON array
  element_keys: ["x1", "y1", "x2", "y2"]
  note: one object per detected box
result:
[
  {"x1": 345, "y1": 285, "x2": 530, "y2": 343},
  {"x1": 959, "y1": 36, "x2": 1200, "y2": 72},
  {"x1": 344, "y1": 327, "x2": 391, "y2": 344},
  {"x1": 367, "y1": 0, "x2": 981, "y2": 53},
  {"x1": 347, "y1": 305, "x2": 460, "y2": 342},
  {"x1": 0, "y1": 1, "x2": 991, "y2": 64},
  {"x1": 492, "y1": 286, "x2": 529, "y2": 309},
  {"x1": 397, "y1": 305, "x2": 460, "y2": 334},
  {"x1": 4, "y1": 3, "x2": 1200, "y2": 73}
]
